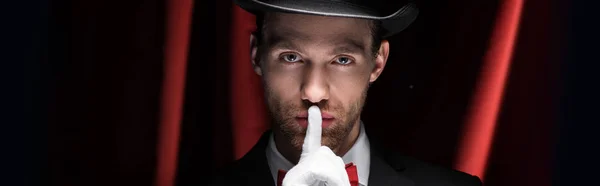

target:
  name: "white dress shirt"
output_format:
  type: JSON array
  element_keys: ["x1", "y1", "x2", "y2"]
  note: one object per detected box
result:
[{"x1": 266, "y1": 121, "x2": 371, "y2": 186}]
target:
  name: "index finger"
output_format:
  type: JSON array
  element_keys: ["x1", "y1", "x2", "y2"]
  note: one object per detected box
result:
[{"x1": 301, "y1": 105, "x2": 322, "y2": 156}]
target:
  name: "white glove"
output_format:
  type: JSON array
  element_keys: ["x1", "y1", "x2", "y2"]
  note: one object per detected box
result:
[{"x1": 281, "y1": 106, "x2": 351, "y2": 186}]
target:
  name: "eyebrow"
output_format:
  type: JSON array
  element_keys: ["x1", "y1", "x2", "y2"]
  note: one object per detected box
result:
[
  {"x1": 265, "y1": 31, "x2": 368, "y2": 55},
  {"x1": 265, "y1": 31, "x2": 306, "y2": 51},
  {"x1": 269, "y1": 39, "x2": 299, "y2": 51},
  {"x1": 332, "y1": 38, "x2": 367, "y2": 55}
]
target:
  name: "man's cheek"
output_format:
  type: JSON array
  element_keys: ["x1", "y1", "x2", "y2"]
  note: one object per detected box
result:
[{"x1": 270, "y1": 79, "x2": 299, "y2": 95}]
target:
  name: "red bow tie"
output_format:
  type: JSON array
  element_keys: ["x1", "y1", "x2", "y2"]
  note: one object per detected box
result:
[{"x1": 276, "y1": 162, "x2": 359, "y2": 186}]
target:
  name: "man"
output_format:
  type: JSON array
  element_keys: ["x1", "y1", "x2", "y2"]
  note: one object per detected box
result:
[{"x1": 209, "y1": 0, "x2": 483, "y2": 185}]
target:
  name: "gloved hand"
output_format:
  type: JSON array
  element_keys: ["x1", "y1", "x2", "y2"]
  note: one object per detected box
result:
[{"x1": 281, "y1": 106, "x2": 351, "y2": 186}]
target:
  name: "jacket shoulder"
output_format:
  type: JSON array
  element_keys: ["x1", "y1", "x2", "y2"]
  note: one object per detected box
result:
[
  {"x1": 206, "y1": 132, "x2": 274, "y2": 186},
  {"x1": 385, "y1": 152, "x2": 483, "y2": 186},
  {"x1": 206, "y1": 159, "x2": 246, "y2": 186}
]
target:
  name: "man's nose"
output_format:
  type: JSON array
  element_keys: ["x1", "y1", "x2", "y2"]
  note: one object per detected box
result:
[{"x1": 301, "y1": 66, "x2": 329, "y2": 103}]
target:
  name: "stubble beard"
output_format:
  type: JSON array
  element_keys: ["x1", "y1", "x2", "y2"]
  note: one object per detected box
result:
[{"x1": 264, "y1": 85, "x2": 368, "y2": 153}]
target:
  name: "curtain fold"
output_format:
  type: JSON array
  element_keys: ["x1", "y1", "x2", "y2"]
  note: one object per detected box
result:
[
  {"x1": 155, "y1": 1, "x2": 193, "y2": 186},
  {"x1": 454, "y1": 0, "x2": 524, "y2": 180}
]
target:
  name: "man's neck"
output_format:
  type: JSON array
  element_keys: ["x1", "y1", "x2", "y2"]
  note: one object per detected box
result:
[{"x1": 274, "y1": 119, "x2": 362, "y2": 164}]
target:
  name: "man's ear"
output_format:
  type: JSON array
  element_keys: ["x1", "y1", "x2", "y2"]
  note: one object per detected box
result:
[
  {"x1": 250, "y1": 33, "x2": 262, "y2": 76},
  {"x1": 370, "y1": 40, "x2": 390, "y2": 82}
]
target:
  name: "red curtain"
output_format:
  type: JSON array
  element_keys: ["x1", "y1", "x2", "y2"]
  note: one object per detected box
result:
[
  {"x1": 46, "y1": 0, "x2": 563, "y2": 186},
  {"x1": 454, "y1": 0, "x2": 524, "y2": 179},
  {"x1": 228, "y1": 4, "x2": 269, "y2": 160},
  {"x1": 155, "y1": 0, "x2": 193, "y2": 186}
]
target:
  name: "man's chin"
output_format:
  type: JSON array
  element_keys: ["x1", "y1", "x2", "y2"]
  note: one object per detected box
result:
[
  {"x1": 295, "y1": 118, "x2": 337, "y2": 129},
  {"x1": 290, "y1": 134, "x2": 339, "y2": 149},
  {"x1": 280, "y1": 120, "x2": 347, "y2": 150}
]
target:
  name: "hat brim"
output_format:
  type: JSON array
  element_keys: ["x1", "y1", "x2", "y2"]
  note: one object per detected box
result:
[{"x1": 233, "y1": 0, "x2": 419, "y2": 38}]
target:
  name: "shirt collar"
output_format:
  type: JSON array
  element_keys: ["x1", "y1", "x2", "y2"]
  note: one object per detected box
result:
[{"x1": 266, "y1": 121, "x2": 371, "y2": 186}]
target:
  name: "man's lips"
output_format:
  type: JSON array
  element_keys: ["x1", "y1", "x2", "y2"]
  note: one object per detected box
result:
[
  {"x1": 295, "y1": 112, "x2": 335, "y2": 128},
  {"x1": 296, "y1": 111, "x2": 335, "y2": 119}
]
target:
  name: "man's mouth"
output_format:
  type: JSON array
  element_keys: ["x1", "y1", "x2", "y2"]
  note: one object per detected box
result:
[{"x1": 295, "y1": 112, "x2": 335, "y2": 128}]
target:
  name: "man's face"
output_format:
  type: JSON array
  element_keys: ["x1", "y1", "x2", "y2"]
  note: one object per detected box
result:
[{"x1": 251, "y1": 13, "x2": 388, "y2": 151}]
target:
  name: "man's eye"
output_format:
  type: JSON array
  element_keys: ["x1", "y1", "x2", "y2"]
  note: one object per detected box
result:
[
  {"x1": 281, "y1": 53, "x2": 301, "y2": 62},
  {"x1": 335, "y1": 56, "x2": 353, "y2": 65}
]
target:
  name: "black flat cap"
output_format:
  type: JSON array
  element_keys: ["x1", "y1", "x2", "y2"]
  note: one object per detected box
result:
[{"x1": 233, "y1": 0, "x2": 419, "y2": 38}]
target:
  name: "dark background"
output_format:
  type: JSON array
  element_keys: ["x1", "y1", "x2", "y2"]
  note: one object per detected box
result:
[{"x1": 12, "y1": 0, "x2": 599, "y2": 185}]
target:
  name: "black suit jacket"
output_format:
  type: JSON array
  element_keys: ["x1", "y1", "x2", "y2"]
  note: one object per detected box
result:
[{"x1": 207, "y1": 130, "x2": 483, "y2": 186}]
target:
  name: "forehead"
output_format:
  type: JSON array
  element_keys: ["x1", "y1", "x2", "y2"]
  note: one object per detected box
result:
[{"x1": 262, "y1": 12, "x2": 373, "y2": 48}]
